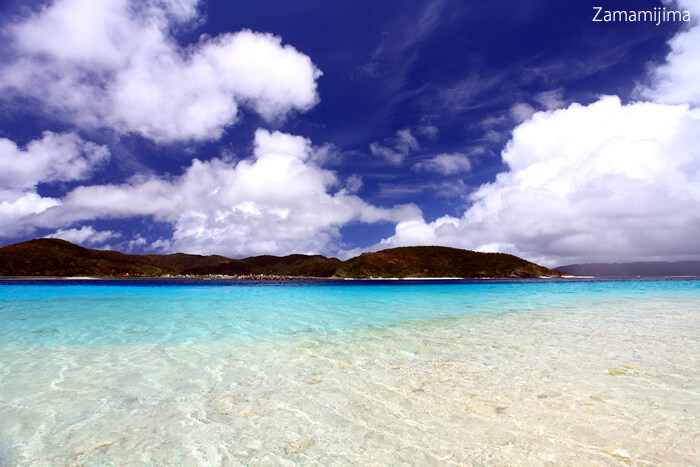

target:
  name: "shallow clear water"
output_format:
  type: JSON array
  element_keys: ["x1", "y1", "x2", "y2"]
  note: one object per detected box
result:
[{"x1": 0, "y1": 278, "x2": 698, "y2": 465}]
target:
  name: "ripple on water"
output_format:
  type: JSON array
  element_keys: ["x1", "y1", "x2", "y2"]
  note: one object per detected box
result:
[{"x1": 0, "y1": 279, "x2": 698, "y2": 464}]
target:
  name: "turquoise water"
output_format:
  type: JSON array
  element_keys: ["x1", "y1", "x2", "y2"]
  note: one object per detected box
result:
[
  {"x1": 0, "y1": 278, "x2": 698, "y2": 465},
  {"x1": 1, "y1": 278, "x2": 696, "y2": 347}
]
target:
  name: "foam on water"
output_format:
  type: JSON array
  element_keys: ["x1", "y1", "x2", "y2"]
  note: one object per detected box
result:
[{"x1": 0, "y1": 279, "x2": 698, "y2": 465}]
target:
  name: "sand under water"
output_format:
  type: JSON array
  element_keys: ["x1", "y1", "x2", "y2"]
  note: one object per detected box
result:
[{"x1": 0, "y1": 279, "x2": 698, "y2": 465}]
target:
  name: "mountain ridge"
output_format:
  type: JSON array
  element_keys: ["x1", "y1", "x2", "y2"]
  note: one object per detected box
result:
[{"x1": 0, "y1": 238, "x2": 561, "y2": 279}]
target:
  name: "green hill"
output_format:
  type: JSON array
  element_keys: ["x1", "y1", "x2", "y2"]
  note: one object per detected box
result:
[
  {"x1": 336, "y1": 246, "x2": 555, "y2": 278},
  {"x1": 0, "y1": 239, "x2": 230, "y2": 277},
  {"x1": 0, "y1": 239, "x2": 342, "y2": 277},
  {"x1": 0, "y1": 239, "x2": 561, "y2": 278},
  {"x1": 145, "y1": 252, "x2": 232, "y2": 273}
]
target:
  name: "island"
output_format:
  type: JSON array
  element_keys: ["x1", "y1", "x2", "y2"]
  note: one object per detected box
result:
[{"x1": 0, "y1": 238, "x2": 562, "y2": 279}]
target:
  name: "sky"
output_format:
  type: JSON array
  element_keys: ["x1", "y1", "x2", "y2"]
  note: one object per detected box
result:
[{"x1": 0, "y1": 0, "x2": 698, "y2": 267}]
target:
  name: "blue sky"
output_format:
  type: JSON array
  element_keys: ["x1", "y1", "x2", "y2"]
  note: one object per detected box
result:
[{"x1": 0, "y1": 0, "x2": 698, "y2": 266}]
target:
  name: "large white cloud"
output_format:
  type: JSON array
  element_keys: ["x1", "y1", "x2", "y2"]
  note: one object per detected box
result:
[
  {"x1": 0, "y1": 131, "x2": 109, "y2": 191},
  {"x1": 375, "y1": 97, "x2": 700, "y2": 266},
  {"x1": 642, "y1": 0, "x2": 700, "y2": 106},
  {"x1": 375, "y1": 4, "x2": 700, "y2": 266},
  {"x1": 2, "y1": 0, "x2": 698, "y2": 267},
  {"x1": 0, "y1": 193, "x2": 62, "y2": 237},
  {"x1": 29, "y1": 130, "x2": 420, "y2": 257},
  {"x1": 0, "y1": 132, "x2": 109, "y2": 237},
  {"x1": 1, "y1": 0, "x2": 321, "y2": 142}
]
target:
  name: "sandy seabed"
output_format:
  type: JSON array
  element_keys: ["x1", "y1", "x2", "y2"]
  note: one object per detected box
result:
[{"x1": 1, "y1": 297, "x2": 698, "y2": 466}]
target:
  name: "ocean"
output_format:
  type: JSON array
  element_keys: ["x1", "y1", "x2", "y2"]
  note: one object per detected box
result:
[{"x1": 0, "y1": 278, "x2": 698, "y2": 465}]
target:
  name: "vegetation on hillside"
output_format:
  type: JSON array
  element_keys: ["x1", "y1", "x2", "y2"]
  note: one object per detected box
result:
[
  {"x1": 336, "y1": 246, "x2": 555, "y2": 278},
  {"x1": 0, "y1": 239, "x2": 228, "y2": 277},
  {"x1": 0, "y1": 239, "x2": 163, "y2": 277},
  {"x1": 0, "y1": 238, "x2": 561, "y2": 278}
]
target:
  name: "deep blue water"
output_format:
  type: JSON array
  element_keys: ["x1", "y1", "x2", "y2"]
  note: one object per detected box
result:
[{"x1": 0, "y1": 278, "x2": 698, "y2": 347}]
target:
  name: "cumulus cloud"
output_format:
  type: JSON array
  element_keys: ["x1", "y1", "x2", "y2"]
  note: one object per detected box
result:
[
  {"x1": 45, "y1": 226, "x2": 120, "y2": 246},
  {"x1": 0, "y1": 132, "x2": 109, "y2": 237},
  {"x1": 0, "y1": 132, "x2": 109, "y2": 190},
  {"x1": 25, "y1": 130, "x2": 420, "y2": 257},
  {"x1": 374, "y1": 97, "x2": 700, "y2": 265},
  {"x1": 641, "y1": 0, "x2": 700, "y2": 106},
  {"x1": 373, "y1": 7, "x2": 700, "y2": 266},
  {"x1": 0, "y1": 193, "x2": 61, "y2": 237},
  {"x1": 369, "y1": 128, "x2": 420, "y2": 164},
  {"x1": 412, "y1": 153, "x2": 472, "y2": 175},
  {"x1": 1, "y1": 0, "x2": 321, "y2": 142}
]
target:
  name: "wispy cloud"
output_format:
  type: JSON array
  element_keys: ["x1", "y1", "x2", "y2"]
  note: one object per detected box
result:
[
  {"x1": 369, "y1": 128, "x2": 419, "y2": 164},
  {"x1": 45, "y1": 225, "x2": 120, "y2": 246},
  {"x1": 412, "y1": 153, "x2": 472, "y2": 175}
]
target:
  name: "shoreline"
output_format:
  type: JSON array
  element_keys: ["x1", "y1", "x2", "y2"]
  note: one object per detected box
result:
[
  {"x1": 1, "y1": 275, "x2": 697, "y2": 282},
  {"x1": 3, "y1": 274, "x2": 574, "y2": 280}
]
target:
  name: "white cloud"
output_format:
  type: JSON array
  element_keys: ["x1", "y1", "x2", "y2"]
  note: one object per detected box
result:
[
  {"x1": 0, "y1": 131, "x2": 109, "y2": 190},
  {"x1": 0, "y1": 193, "x2": 61, "y2": 237},
  {"x1": 641, "y1": 0, "x2": 700, "y2": 106},
  {"x1": 150, "y1": 238, "x2": 173, "y2": 253},
  {"x1": 127, "y1": 235, "x2": 148, "y2": 252},
  {"x1": 45, "y1": 226, "x2": 119, "y2": 246},
  {"x1": 374, "y1": 97, "x2": 700, "y2": 266},
  {"x1": 369, "y1": 142, "x2": 404, "y2": 164},
  {"x1": 510, "y1": 103, "x2": 536, "y2": 123},
  {"x1": 395, "y1": 129, "x2": 419, "y2": 154},
  {"x1": 345, "y1": 174, "x2": 363, "y2": 194},
  {"x1": 417, "y1": 125, "x2": 439, "y2": 139},
  {"x1": 369, "y1": 128, "x2": 420, "y2": 164},
  {"x1": 1, "y1": 0, "x2": 321, "y2": 143},
  {"x1": 27, "y1": 129, "x2": 420, "y2": 257},
  {"x1": 412, "y1": 153, "x2": 472, "y2": 175},
  {"x1": 374, "y1": 10, "x2": 700, "y2": 266},
  {"x1": 309, "y1": 143, "x2": 343, "y2": 166},
  {"x1": 0, "y1": 132, "x2": 109, "y2": 237},
  {"x1": 534, "y1": 89, "x2": 565, "y2": 110}
]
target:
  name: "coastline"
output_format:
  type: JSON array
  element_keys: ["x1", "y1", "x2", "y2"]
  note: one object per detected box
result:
[
  {"x1": 3, "y1": 275, "x2": 698, "y2": 282},
  {"x1": 0, "y1": 274, "x2": 590, "y2": 281}
]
